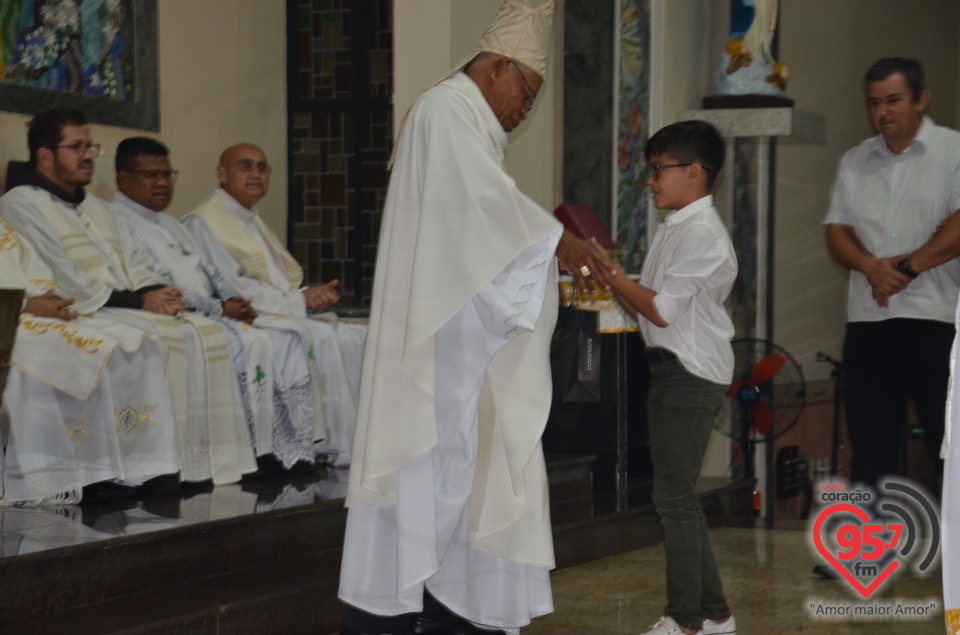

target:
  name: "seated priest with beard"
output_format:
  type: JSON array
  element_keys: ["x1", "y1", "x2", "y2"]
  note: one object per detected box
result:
[{"x1": 0, "y1": 216, "x2": 180, "y2": 505}]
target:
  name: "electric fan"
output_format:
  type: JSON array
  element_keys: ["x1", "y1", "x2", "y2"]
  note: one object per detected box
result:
[{"x1": 715, "y1": 338, "x2": 806, "y2": 479}]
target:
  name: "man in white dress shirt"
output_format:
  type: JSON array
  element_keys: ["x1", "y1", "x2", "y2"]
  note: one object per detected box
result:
[
  {"x1": 182, "y1": 143, "x2": 364, "y2": 466},
  {"x1": 112, "y1": 136, "x2": 326, "y2": 470},
  {"x1": 824, "y1": 57, "x2": 960, "y2": 491}
]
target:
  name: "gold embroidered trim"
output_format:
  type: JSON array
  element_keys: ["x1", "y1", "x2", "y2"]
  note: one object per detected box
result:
[
  {"x1": 11, "y1": 345, "x2": 115, "y2": 402},
  {"x1": 29, "y1": 278, "x2": 57, "y2": 289},
  {"x1": 0, "y1": 223, "x2": 19, "y2": 252},
  {"x1": 19, "y1": 316, "x2": 104, "y2": 354},
  {"x1": 947, "y1": 609, "x2": 960, "y2": 635},
  {"x1": 115, "y1": 404, "x2": 158, "y2": 434},
  {"x1": 65, "y1": 418, "x2": 91, "y2": 445}
]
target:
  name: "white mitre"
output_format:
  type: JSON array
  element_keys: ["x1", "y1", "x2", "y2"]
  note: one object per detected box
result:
[
  {"x1": 389, "y1": 0, "x2": 556, "y2": 170},
  {"x1": 467, "y1": 0, "x2": 556, "y2": 78}
]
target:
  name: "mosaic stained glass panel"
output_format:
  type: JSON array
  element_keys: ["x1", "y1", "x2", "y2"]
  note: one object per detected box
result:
[{"x1": 288, "y1": 0, "x2": 392, "y2": 305}]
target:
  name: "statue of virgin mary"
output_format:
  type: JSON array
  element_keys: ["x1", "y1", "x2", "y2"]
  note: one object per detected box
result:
[{"x1": 715, "y1": 0, "x2": 788, "y2": 96}]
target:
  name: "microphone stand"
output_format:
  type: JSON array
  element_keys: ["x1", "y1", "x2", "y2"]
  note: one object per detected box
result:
[{"x1": 816, "y1": 351, "x2": 844, "y2": 476}]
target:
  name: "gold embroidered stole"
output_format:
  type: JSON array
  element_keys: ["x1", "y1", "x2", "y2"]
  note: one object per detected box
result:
[
  {"x1": 45, "y1": 197, "x2": 157, "y2": 291},
  {"x1": 0, "y1": 218, "x2": 56, "y2": 296},
  {"x1": 190, "y1": 194, "x2": 303, "y2": 289},
  {"x1": 0, "y1": 218, "x2": 118, "y2": 400}
]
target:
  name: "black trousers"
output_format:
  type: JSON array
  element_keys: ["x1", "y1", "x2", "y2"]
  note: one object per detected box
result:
[{"x1": 842, "y1": 318, "x2": 953, "y2": 489}]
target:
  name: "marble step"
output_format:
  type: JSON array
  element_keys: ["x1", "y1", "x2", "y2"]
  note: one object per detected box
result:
[
  {"x1": 0, "y1": 453, "x2": 598, "y2": 633},
  {"x1": 0, "y1": 460, "x2": 754, "y2": 634}
]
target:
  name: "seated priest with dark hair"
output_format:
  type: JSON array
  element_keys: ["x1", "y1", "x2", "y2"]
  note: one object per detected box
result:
[
  {"x1": 112, "y1": 136, "x2": 326, "y2": 469},
  {"x1": 181, "y1": 142, "x2": 366, "y2": 466},
  {"x1": 0, "y1": 216, "x2": 181, "y2": 505}
]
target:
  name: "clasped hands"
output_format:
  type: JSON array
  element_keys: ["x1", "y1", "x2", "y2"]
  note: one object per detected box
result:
[
  {"x1": 867, "y1": 255, "x2": 911, "y2": 308},
  {"x1": 23, "y1": 290, "x2": 77, "y2": 321},
  {"x1": 555, "y1": 231, "x2": 617, "y2": 291},
  {"x1": 142, "y1": 286, "x2": 184, "y2": 316},
  {"x1": 223, "y1": 297, "x2": 257, "y2": 324},
  {"x1": 303, "y1": 279, "x2": 340, "y2": 313}
]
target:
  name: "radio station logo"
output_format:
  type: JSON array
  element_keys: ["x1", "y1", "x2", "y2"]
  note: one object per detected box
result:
[{"x1": 807, "y1": 476, "x2": 940, "y2": 599}]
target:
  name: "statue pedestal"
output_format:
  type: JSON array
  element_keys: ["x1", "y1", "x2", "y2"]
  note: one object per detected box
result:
[
  {"x1": 703, "y1": 94, "x2": 794, "y2": 109},
  {"x1": 679, "y1": 106, "x2": 825, "y2": 144}
]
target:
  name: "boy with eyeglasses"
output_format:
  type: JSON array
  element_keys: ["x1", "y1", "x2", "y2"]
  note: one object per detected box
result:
[{"x1": 587, "y1": 119, "x2": 738, "y2": 635}]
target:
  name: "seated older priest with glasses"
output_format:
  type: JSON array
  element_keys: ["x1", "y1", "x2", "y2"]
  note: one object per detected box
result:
[{"x1": 181, "y1": 143, "x2": 366, "y2": 467}]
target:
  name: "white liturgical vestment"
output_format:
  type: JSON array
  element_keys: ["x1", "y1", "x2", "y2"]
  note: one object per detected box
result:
[
  {"x1": 113, "y1": 193, "x2": 324, "y2": 467},
  {"x1": 182, "y1": 190, "x2": 365, "y2": 465},
  {"x1": 0, "y1": 183, "x2": 253, "y2": 485},
  {"x1": 942, "y1": 294, "x2": 960, "y2": 631},
  {"x1": 0, "y1": 219, "x2": 180, "y2": 504},
  {"x1": 338, "y1": 71, "x2": 562, "y2": 631}
]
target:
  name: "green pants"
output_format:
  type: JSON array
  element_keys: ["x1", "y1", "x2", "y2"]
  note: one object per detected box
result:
[{"x1": 647, "y1": 358, "x2": 731, "y2": 631}]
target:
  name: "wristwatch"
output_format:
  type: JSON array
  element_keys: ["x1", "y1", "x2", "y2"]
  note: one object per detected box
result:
[{"x1": 894, "y1": 258, "x2": 920, "y2": 280}]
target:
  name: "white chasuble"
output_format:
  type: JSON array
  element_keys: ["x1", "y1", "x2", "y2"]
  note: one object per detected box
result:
[{"x1": 339, "y1": 72, "x2": 562, "y2": 629}]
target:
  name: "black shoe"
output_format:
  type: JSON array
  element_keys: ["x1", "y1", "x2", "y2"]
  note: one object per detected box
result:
[
  {"x1": 410, "y1": 617, "x2": 457, "y2": 634},
  {"x1": 411, "y1": 616, "x2": 506, "y2": 635},
  {"x1": 82, "y1": 480, "x2": 139, "y2": 502}
]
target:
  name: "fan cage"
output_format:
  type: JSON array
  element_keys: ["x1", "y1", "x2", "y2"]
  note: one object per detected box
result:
[{"x1": 715, "y1": 338, "x2": 806, "y2": 443}]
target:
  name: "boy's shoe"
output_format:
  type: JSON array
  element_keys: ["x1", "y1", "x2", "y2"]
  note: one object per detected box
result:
[
  {"x1": 702, "y1": 615, "x2": 736, "y2": 634},
  {"x1": 639, "y1": 616, "x2": 704, "y2": 635}
]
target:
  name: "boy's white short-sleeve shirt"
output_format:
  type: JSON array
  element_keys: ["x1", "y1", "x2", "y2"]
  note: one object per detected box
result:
[{"x1": 640, "y1": 194, "x2": 738, "y2": 384}]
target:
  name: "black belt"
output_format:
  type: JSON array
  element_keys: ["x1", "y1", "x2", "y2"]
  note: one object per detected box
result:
[{"x1": 645, "y1": 347, "x2": 678, "y2": 366}]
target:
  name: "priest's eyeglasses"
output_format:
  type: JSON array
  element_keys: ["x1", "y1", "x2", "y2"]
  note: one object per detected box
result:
[
  {"x1": 54, "y1": 142, "x2": 101, "y2": 158},
  {"x1": 508, "y1": 60, "x2": 536, "y2": 111},
  {"x1": 123, "y1": 169, "x2": 179, "y2": 182},
  {"x1": 234, "y1": 159, "x2": 272, "y2": 174}
]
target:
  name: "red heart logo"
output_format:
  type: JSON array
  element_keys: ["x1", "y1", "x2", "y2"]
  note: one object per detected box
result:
[{"x1": 812, "y1": 503, "x2": 900, "y2": 598}]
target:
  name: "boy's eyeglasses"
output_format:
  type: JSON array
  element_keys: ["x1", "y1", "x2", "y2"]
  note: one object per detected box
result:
[
  {"x1": 648, "y1": 163, "x2": 713, "y2": 182},
  {"x1": 648, "y1": 163, "x2": 692, "y2": 181}
]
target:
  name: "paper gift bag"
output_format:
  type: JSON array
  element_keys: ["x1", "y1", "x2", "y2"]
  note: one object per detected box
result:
[{"x1": 551, "y1": 305, "x2": 602, "y2": 402}]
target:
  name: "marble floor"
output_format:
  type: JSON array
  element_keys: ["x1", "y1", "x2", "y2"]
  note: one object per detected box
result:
[
  {"x1": 0, "y1": 463, "x2": 349, "y2": 558},
  {"x1": 524, "y1": 525, "x2": 944, "y2": 635}
]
